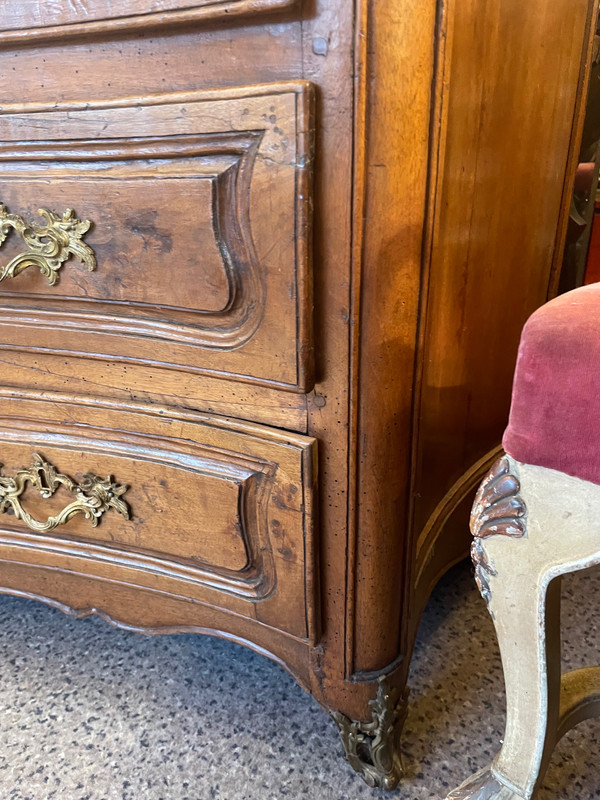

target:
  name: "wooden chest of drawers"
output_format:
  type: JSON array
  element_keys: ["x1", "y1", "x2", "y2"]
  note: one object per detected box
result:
[{"x1": 0, "y1": 0, "x2": 595, "y2": 789}]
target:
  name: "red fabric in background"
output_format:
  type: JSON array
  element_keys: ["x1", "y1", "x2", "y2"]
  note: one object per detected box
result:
[{"x1": 503, "y1": 283, "x2": 600, "y2": 486}]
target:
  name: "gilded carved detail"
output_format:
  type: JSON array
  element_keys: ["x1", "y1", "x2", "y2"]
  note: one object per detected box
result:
[
  {"x1": 0, "y1": 84, "x2": 314, "y2": 389},
  {"x1": 470, "y1": 457, "x2": 527, "y2": 606},
  {"x1": 0, "y1": 205, "x2": 96, "y2": 286},
  {"x1": 0, "y1": 453, "x2": 130, "y2": 533}
]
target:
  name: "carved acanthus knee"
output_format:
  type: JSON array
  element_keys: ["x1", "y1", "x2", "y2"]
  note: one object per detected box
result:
[{"x1": 470, "y1": 456, "x2": 527, "y2": 609}]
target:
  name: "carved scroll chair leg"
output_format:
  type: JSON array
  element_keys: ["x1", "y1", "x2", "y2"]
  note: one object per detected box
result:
[{"x1": 447, "y1": 456, "x2": 600, "y2": 800}]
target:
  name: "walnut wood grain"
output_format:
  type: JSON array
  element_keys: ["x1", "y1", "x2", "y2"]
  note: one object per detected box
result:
[
  {"x1": 0, "y1": 395, "x2": 317, "y2": 642},
  {"x1": 345, "y1": 0, "x2": 438, "y2": 677},
  {"x1": 0, "y1": 358, "x2": 309, "y2": 432},
  {"x1": 0, "y1": 84, "x2": 314, "y2": 392},
  {"x1": 0, "y1": 0, "x2": 298, "y2": 46},
  {"x1": 0, "y1": 0, "x2": 596, "y2": 786},
  {"x1": 410, "y1": 0, "x2": 600, "y2": 638}
]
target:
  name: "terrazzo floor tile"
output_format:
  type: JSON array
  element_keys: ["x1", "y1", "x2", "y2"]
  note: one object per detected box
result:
[{"x1": 0, "y1": 559, "x2": 598, "y2": 799}]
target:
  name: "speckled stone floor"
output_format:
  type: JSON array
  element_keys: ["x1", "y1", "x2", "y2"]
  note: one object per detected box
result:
[{"x1": 0, "y1": 559, "x2": 598, "y2": 800}]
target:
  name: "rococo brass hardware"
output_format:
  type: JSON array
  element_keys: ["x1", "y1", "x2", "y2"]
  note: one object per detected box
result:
[
  {"x1": 0, "y1": 453, "x2": 130, "y2": 533},
  {"x1": 0, "y1": 204, "x2": 96, "y2": 286}
]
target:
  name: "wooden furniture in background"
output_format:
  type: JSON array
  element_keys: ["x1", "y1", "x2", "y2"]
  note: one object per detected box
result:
[{"x1": 0, "y1": 0, "x2": 596, "y2": 789}]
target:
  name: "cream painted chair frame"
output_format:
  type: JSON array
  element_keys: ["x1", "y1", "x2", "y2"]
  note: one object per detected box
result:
[{"x1": 447, "y1": 455, "x2": 600, "y2": 800}]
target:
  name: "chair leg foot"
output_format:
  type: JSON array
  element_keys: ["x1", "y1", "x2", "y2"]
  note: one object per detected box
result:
[
  {"x1": 332, "y1": 676, "x2": 409, "y2": 790},
  {"x1": 446, "y1": 767, "x2": 526, "y2": 800}
]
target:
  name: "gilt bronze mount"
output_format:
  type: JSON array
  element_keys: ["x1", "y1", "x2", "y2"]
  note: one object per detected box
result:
[
  {"x1": 0, "y1": 453, "x2": 130, "y2": 533},
  {"x1": 0, "y1": 204, "x2": 96, "y2": 286},
  {"x1": 332, "y1": 676, "x2": 409, "y2": 790}
]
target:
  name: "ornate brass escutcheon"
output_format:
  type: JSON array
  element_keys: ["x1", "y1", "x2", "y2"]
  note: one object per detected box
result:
[
  {"x1": 0, "y1": 204, "x2": 96, "y2": 286},
  {"x1": 0, "y1": 454, "x2": 130, "y2": 533}
]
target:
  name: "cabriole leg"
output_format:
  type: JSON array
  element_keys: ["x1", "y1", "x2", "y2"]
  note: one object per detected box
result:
[
  {"x1": 447, "y1": 573, "x2": 561, "y2": 800},
  {"x1": 447, "y1": 456, "x2": 600, "y2": 800}
]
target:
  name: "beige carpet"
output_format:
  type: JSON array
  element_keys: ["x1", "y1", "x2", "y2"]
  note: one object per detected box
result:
[{"x1": 0, "y1": 560, "x2": 598, "y2": 799}]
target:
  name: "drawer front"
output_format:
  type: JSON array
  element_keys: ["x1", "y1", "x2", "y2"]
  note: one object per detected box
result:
[
  {"x1": 0, "y1": 396, "x2": 317, "y2": 642},
  {"x1": 0, "y1": 1, "x2": 298, "y2": 44},
  {"x1": 0, "y1": 83, "x2": 314, "y2": 391}
]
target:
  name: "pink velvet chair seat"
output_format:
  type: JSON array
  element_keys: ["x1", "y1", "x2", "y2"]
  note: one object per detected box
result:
[{"x1": 503, "y1": 283, "x2": 600, "y2": 486}]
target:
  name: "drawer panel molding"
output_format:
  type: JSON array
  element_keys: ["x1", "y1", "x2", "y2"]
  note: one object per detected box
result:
[
  {"x1": 0, "y1": 396, "x2": 318, "y2": 642},
  {"x1": 0, "y1": 1, "x2": 298, "y2": 46},
  {"x1": 0, "y1": 84, "x2": 315, "y2": 391},
  {"x1": 0, "y1": 132, "x2": 266, "y2": 348}
]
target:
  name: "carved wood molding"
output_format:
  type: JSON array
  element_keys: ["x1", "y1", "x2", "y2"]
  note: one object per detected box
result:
[
  {"x1": 0, "y1": 132, "x2": 264, "y2": 350},
  {"x1": 0, "y1": 83, "x2": 315, "y2": 391},
  {"x1": 0, "y1": 388, "x2": 318, "y2": 644},
  {"x1": 0, "y1": 1, "x2": 298, "y2": 47},
  {"x1": 0, "y1": 424, "x2": 277, "y2": 602},
  {"x1": 414, "y1": 444, "x2": 504, "y2": 587},
  {"x1": 0, "y1": 585, "x2": 312, "y2": 693}
]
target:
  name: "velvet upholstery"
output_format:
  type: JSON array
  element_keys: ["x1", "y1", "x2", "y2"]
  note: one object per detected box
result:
[{"x1": 503, "y1": 283, "x2": 600, "y2": 486}]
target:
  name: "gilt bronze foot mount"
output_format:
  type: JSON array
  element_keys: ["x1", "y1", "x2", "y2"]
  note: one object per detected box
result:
[{"x1": 332, "y1": 676, "x2": 409, "y2": 790}]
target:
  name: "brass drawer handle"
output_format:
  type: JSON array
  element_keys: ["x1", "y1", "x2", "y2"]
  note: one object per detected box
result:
[
  {"x1": 0, "y1": 204, "x2": 96, "y2": 286},
  {"x1": 0, "y1": 454, "x2": 130, "y2": 533}
]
